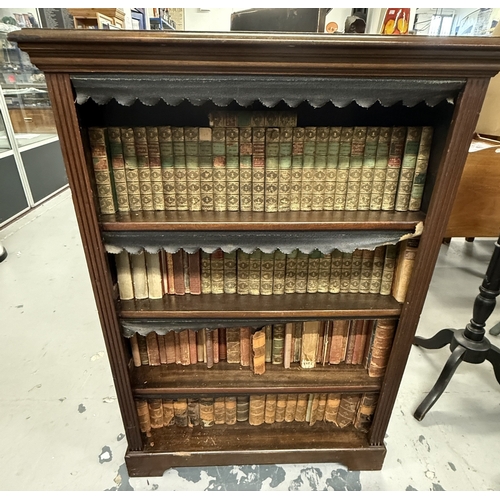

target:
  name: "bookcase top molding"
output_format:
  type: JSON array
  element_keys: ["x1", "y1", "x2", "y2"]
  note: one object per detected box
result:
[
  {"x1": 9, "y1": 29, "x2": 500, "y2": 78},
  {"x1": 72, "y1": 74, "x2": 463, "y2": 108}
]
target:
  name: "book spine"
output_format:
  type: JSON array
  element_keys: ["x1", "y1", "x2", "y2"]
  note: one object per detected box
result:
[
  {"x1": 272, "y1": 250, "x2": 286, "y2": 295},
  {"x1": 252, "y1": 328, "x2": 266, "y2": 375},
  {"x1": 264, "y1": 325, "x2": 273, "y2": 363},
  {"x1": 249, "y1": 395, "x2": 265, "y2": 426},
  {"x1": 199, "y1": 127, "x2": 214, "y2": 211},
  {"x1": 172, "y1": 126, "x2": 188, "y2": 211},
  {"x1": 395, "y1": 126, "x2": 422, "y2": 212},
  {"x1": 225, "y1": 127, "x2": 240, "y2": 211},
  {"x1": 337, "y1": 394, "x2": 361, "y2": 428},
  {"x1": 300, "y1": 127, "x2": 316, "y2": 211},
  {"x1": 252, "y1": 126, "x2": 266, "y2": 211},
  {"x1": 283, "y1": 322, "x2": 294, "y2": 369},
  {"x1": 88, "y1": 127, "x2": 117, "y2": 215},
  {"x1": 225, "y1": 327, "x2": 240, "y2": 364},
  {"x1": 184, "y1": 126, "x2": 201, "y2": 211},
  {"x1": 130, "y1": 251, "x2": 149, "y2": 299},
  {"x1": 225, "y1": 397, "x2": 237, "y2": 425},
  {"x1": 380, "y1": 245, "x2": 397, "y2": 296},
  {"x1": 187, "y1": 398, "x2": 201, "y2": 427},
  {"x1": 214, "y1": 397, "x2": 225, "y2": 424},
  {"x1": 157, "y1": 334, "x2": 167, "y2": 365},
  {"x1": 179, "y1": 329, "x2": 191, "y2": 366},
  {"x1": 333, "y1": 127, "x2": 353, "y2": 210},
  {"x1": 260, "y1": 251, "x2": 274, "y2": 296},
  {"x1": 158, "y1": 126, "x2": 176, "y2": 211},
  {"x1": 285, "y1": 394, "x2": 298, "y2": 422},
  {"x1": 236, "y1": 249, "x2": 250, "y2": 295},
  {"x1": 130, "y1": 334, "x2": 142, "y2": 367},
  {"x1": 349, "y1": 248, "x2": 363, "y2": 294},
  {"x1": 345, "y1": 126, "x2": 367, "y2": 211},
  {"x1": 239, "y1": 126, "x2": 253, "y2": 212},
  {"x1": 136, "y1": 334, "x2": 149, "y2": 365},
  {"x1": 223, "y1": 249, "x2": 237, "y2": 294},
  {"x1": 145, "y1": 126, "x2": 165, "y2": 211},
  {"x1": 248, "y1": 249, "x2": 262, "y2": 295},
  {"x1": 312, "y1": 127, "x2": 329, "y2": 211},
  {"x1": 199, "y1": 397, "x2": 215, "y2": 427},
  {"x1": 329, "y1": 319, "x2": 350, "y2": 364},
  {"x1": 295, "y1": 250, "x2": 309, "y2": 294},
  {"x1": 306, "y1": 249, "x2": 321, "y2": 294},
  {"x1": 115, "y1": 251, "x2": 134, "y2": 300},
  {"x1": 284, "y1": 249, "x2": 298, "y2": 294},
  {"x1": 145, "y1": 251, "x2": 163, "y2": 299},
  {"x1": 381, "y1": 126, "x2": 407, "y2": 211},
  {"x1": 172, "y1": 250, "x2": 185, "y2": 296},
  {"x1": 324, "y1": 393, "x2": 341, "y2": 424},
  {"x1": 359, "y1": 249, "x2": 374, "y2": 294},
  {"x1": 211, "y1": 127, "x2": 227, "y2": 211},
  {"x1": 369, "y1": 246, "x2": 386, "y2": 294},
  {"x1": 272, "y1": 323, "x2": 286, "y2": 365},
  {"x1": 369, "y1": 127, "x2": 391, "y2": 211},
  {"x1": 264, "y1": 127, "x2": 280, "y2": 213},
  {"x1": 392, "y1": 238, "x2": 419, "y2": 302},
  {"x1": 368, "y1": 319, "x2": 397, "y2": 378},
  {"x1": 162, "y1": 399, "x2": 175, "y2": 427},
  {"x1": 133, "y1": 127, "x2": 154, "y2": 211},
  {"x1": 357, "y1": 126, "x2": 380, "y2": 211},
  {"x1": 188, "y1": 250, "x2": 201, "y2": 295},
  {"x1": 295, "y1": 394, "x2": 308, "y2": 422},
  {"x1": 354, "y1": 393, "x2": 379, "y2": 432},
  {"x1": 149, "y1": 399, "x2": 164, "y2": 428},
  {"x1": 340, "y1": 251, "x2": 353, "y2": 294},
  {"x1": 409, "y1": 126, "x2": 434, "y2": 211},
  {"x1": 317, "y1": 393, "x2": 328, "y2": 422},
  {"x1": 324, "y1": 127, "x2": 341, "y2": 211},
  {"x1": 264, "y1": 394, "x2": 277, "y2": 424},
  {"x1": 188, "y1": 329, "x2": 198, "y2": 364},
  {"x1": 210, "y1": 249, "x2": 225, "y2": 295},
  {"x1": 328, "y1": 249, "x2": 343, "y2": 294},
  {"x1": 293, "y1": 322, "x2": 303, "y2": 363},
  {"x1": 276, "y1": 394, "x2": 287, "y2": 422},
  {"x1": 290, "y1": 127, "x2": 304, "y2": 211},
  {"x1": 135, "y1": 400, "x2": 152, "y2": 435},
  {"x1": 120, "y1": 127, "x2": 142, "y2": 211},
  {"x1": 236, "y1": 396, "x2": 250, "y2": 422},
  {"x1": 200, "y1": 251, "x2": 212, "y2": 294},
  {"x1": 240, "y1": 326, "x2": 251, "y2": 367},
  {"x1": 278, "y1": 126, "x2": 293, "y2": 212},
  {"x1": 146, "y1": 332, "x2": 161, "y2": 366},
  {"x1": 107, "y1": 126, "x2": 130, "y2": 212},
  {"x1": 300, "y1": 320, "x2": 320, "y2": 369},
  {"x1": 165, "y1": 331, "x2": 176, "y2": 364}
]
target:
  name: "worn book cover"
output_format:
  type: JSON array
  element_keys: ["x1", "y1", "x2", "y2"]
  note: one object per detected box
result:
[
  {"x1": 367, "y1": 319, "x2": 397, "y2": 377},
  {"x1": 337, "y1": 394, "x2": 361, "y2": 428},
  {"x1": 334, "y1": 127, "x2": 353, "y2": 210},
  {"x1": 278, "y1": 127, "x2": 293, "y2": 212},
  {"x1": 345, "y1": 126, "x2": 367, "y2": 211},
  {"x1": 284, "y1": 393, "x2": 298, "y2": 422},
  {"x1": 172, "y1": 250, "x2": 185, "y2": 296},
  {"x1": 145, "y1": 251, "x2": 163, "y2": 299},
  {"x1": 381, "y1": 126, "x2": 407, "y2": 211},
  {"x1": 295, "y1": 250, "x2": 309, "y2": 294},
  {"x1": 199, "y1": 397, "x2": 215, "y2": 427},
  {"x1": 240, "y1": 326, "x2": 252, "y2": 367},
  {"x1": 173, "y1": 398, "x2": 188, "y2": 427},
  {"x1": 225, "y1": 327, "x2": 241, "y2": 364},
  {"x1": 305, "y1": 249, "x2": 321, "y2": 294},
  {"x1": 329, "y1": 320, "x2": 350, "y2": 364},
  {"x1": 328, "y1": 249, "x2": 343, "y2": 294},
  {"x1": 158, "y1": 126, "x2": 176, "y2": 211},
  {"x1": 260, "y1": 251, "x2": 274, "y2": 296},
  {"x1": 284, "y1": 249, "x2": 298, "y2": 294},
  {"x1": 369, "y1": 246, "x2": 386, "y2": 294},
  {"x1": 236, "y1": 395, "x2": 250, "y2": 422},
  {"x1": 272, "y1": 323, "x2": 286, "y2": 365},
  {"x1": 133, "y1": 127, "x2": 154, "y2": 211},
  {"x1": 145, "y1": 126, "x2": 165, "y2": 211},
  {"x1": 272, "y1": 250, "x2": 286, "y2": 295},
  {"x1": 294, "y1": 393, "x2": 308, "y2": 422},
  {"x1": 130, "y1": 334, "x2": 142, "y2": 367},
  {"x1": 369, "y1": 127, "x2": 392, "y2": 211},
  {"x1": 312, "y1": 127, "x2": 329, "y2": 211},
  {"x1": 392, "y1": 238, "x2": 419, "y2": 302},
  {"x1": 265, "y1": 128, "x2": 280, "y2": 213},
  {"x1": 275, "y1": 394, "x2": 287, "y2": 423},
  {"x1": 290, "y1": 127, "x2": 305, "y2": 211},
  {"x1": 237, "y1": 249, "x2": 250, "y2": 295},
  {"x1": 349, "y1": 249, "x2": 363, "y2": 294},
  {"x1": 249, "y1": 394, "x2": 265, "y2": 426},
  {"x1": 380, "y1": 244, "x2": 397, "y2": 296},
  {"x1": 162, "y1": 399, "x2": 175, "y2": 427},
  {"x1": 354, "y1": 393, "x2": 379, "y2": 432},
  {"x1": 300, "y1": 127, "x2": 316, "y2": 211},
  {"x1": 252, "y1": 328, "x2": 266, "y2": 375},
  {"x1": 149, "y1": 399, "x2": 165, "y2": 429},
  {"x1": 264, "y1": 394, "x2": 278, "y2": 424},
  {"x1": 200, "y1": 250, "x2": 212, "y2": 294},
  {"x1": 409, "y1": 126, "x2": 433, "y2": 211},
  {"x1": 136, "y1": 400, "x2": 152, "y2": 435},
  {"x1": 107, "y1": 126, "x2": 130, "y2": 212},
  {"x1": 252, "y1": 127, "x2": 266, "y2": 211},
  {"x1": 357, "y1": 126, "x2": 380, "y2": 211},
  {"x1": 359, "y1": 249, "x2": 375, "y2": 294},
  {"x1": 225, "y1": 396, "x2": 237, "y2": 425},
  {"x1": 249, "y1": 249, "x2": 262, "y2": 295},
  {"x1": 318, "y1": 252, "x2": 332, "y2": 293},
  {"x1": 223, "y1": 249, "x2": 237, "y2": 294},
  {"x1": 210, "y1": 249, "x2": 225, "y2": 295}
]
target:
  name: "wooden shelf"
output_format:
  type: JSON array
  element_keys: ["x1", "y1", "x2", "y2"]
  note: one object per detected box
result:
[
  {"x1": 130, "y1": 363, "x2": 382, "y2": 397},
  {"x1": 125, "y1": 424, "x2": 386, "y2": 475},
  {"x1": 100, "y1": 210, "x2": 425, "y2": 232},
  {"x1": 118, "y1": 293, "x2": 402, "y2": 320}
]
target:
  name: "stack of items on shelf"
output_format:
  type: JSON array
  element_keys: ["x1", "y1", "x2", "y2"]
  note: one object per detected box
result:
[
  {"x1": 88, "y1": 110, "x2": 433, "y2": 215},
  {"x1": 135, "y1": 391, "x2": 378, "y2": 432},
  {"x1": 129, "y1": 319, "x2": 396, "y2": 376}
]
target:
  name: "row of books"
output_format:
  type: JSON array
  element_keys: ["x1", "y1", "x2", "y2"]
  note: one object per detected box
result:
[
  {"x1": 130, "y1": 319, "x2": 396, "y2": 378},
  {"x1": 115, "y1": 242, "x2": 417, "y2": 301},
  {"x1": 136, "y1": 392, "x2": 378, "y2": 433},
  {"x1": 89, "y1": 120, "x2": 432, "y2": 216}
]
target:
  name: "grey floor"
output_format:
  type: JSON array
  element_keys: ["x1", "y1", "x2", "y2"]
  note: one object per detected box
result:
[{"x1": 1, "y1": 189, "x2": 499, "y2": 491}]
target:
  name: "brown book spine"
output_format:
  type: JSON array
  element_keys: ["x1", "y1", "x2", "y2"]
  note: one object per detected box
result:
[
  {"x1": 285, "y1": 394, "x2": 298, "y2": 422},
  {"x1": 225, "y1": 327, "x2": 240, "y2": 364},
  {"x1": 174, "y1": 330, "x2": 181, "y2": 364},
  {"x1": 353, "y1": 320, "x2": 372, "y2": 366},
  {"x1": 368, "y1": 319, "x2": 397, "y2": 378},
  {"x1": 164, "y1": 331, "x2": 176, "y2": 364},
  {"x1": 214, "y1": 396, "x2": 226, "y2": 425},
  {"x1": 188, "y1": 329, "x2": 198, "y2": 364},
  {"x1": 225, "y1": 396, "x2": 237, "y2": 425},
  {"x1": 157, "y1": 334, "x2": 167, "y2": 365},
  {"x1": 275, "y1": 394, "x2": 287, "y2": 423},
  {"x1": 187, "y1": 398, "x2": 200, "y2": 427},
  {"x1": 236, "y1": 396, "x2": 250, "y2": 422},
  {"x1": 149, "y1": 399, "x2": 164, "y2": 429},
  {"x1": 337, "y1": 394, "x2": 361, "y2": 428},
  {"x1": 146, "y1": 331, "x2": 161, "y2": 366},
  {"x1": 249, "y1": 394, "x2": 266, "y2": 426},
  {"x1": 130, "y1": 334, "x2": 142, "y2": 367},
  {"x1": 210, "y1": 249, "x2": 225, "y2": 295},
  {"x1": 179, "y1": 329, "x2": 191, "y2": 366},
  {"x1": 344, "y1": 320, "x2": 360, "y2": 365},
  {"x1": 324, "y1": 393, "x2": 341, "y2": 424},
  {"x1": 329, "y1": 320, "x2": 350, "y2": 364},
  {"x1": 136, "y1": 334, "x2": 149, "y2": 366},
  {"x1": 218, "y1": 328, "x2": 227, "y2": 361},
  {"x1": 317, "y1": 393, "x2": 328, "y2": 422},
  {"x1": 197, "y1": 328, "x2": 206, "y2": 363},
  {"x1": 205, "y1": 328, "x2": 214, "y2": 369},
  {"x1": 264, "y1": 394, "x2": 278, "y2": 424},
  {"x1": 354, "y1": 393, "x2": 379, "y2": 432},
  {"x1": 188, "y1": 250, "x2": 201, "y2": 295},
  {"x1": 199, "y1": 397, "x2": 215, "y2": 427},
  {"x1": 172, "y1": 250, "x2": 185, "y2": 295},
  {"x1": 240, "y1": 326, "x2": 251, "y2": 367},
  {"x1": 212, "y1": 328, "x2": 220, "y2": 364},
  {"x1": 136, "y1": 400, "x2": 152, "y2": 436},
  {"x1": 182, "y1": 250, "x2": 191, "y2": 294},
  {"x1": 251, "y1": 328, "x2": 266, "y2": 375},
  {"x1": 294, "y1": 393, "x2": 308, "y2": 422},
  {"x1": 309, "y1": 393, "x2": 321, "y2": 426},
  {"x1": 392, "y1": 238, "x2": 419, "y2": 303},
  {"x1": 162, "y1": 399, "x2": 175, "y2": 427}
]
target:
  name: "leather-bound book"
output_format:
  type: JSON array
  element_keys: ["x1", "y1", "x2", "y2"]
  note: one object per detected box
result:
[
  {"x1": 162, "y1": 399, "x2": 175, "y2": 427},
  {"x1": 146, "y1": 331, "x2": 161, "y2": 366},
  {"x1": 275, "y1": 394, "x2": 287, "y2": 422},
  {"x1": 284, "y1": 394, "x2": 298, "y2": 422},
  {"x1": 324, "y1": 393, "x2": 341, "y2": 424},
  {"x1": 173, "y1": 398, "x2": 188, "y2": 427},
  {"x1": 354, "y1": 393, "x2": 379, "y2": 432},
  {"x1": 199, "y1": 397, "x2": 215, "y2": 427},
  {"x1": 214, "y1": 396, "x2": 226, "y2": 424},
  {"x1": 187, "y1": 398, "x2": 200, "y2": 427},
  {"x1": 225, "y1": 327, "x2": 241, "y2": 364},
  {"x1": 367, "y1": 319, "x2": 397, "y2": 378},
  {"x1": 130, "y1": 334, "x2": 142, "y2": 367},
  {"x1": 336, "y1": 394, "x2": 361, "y2": 428},
  {"x1": 149, "y1": 399, "x2": 164, "y2": 429},
  {"x1": 136, "y1": 400, "x2": 152, "y2": 436},
  {"x1": 240, "y1": 326, "x2": 252, "y2": 367},
  {"x1": 249, "y1": 394, "x2": 266, "y2": 426},
  {"x1": 225, "y1": 397, "x2": 237, "y2": 425}
]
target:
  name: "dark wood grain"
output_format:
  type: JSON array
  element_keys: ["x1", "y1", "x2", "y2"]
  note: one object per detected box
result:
[
  {"x1": 125, "y1": 424, "x2": 386, "y2": 476},
  {"x1": 130, "y1": 363, "x2": 382, "y2": 396},
  {"x1": 9, "y1": 30, "x2": 500, "y2": 77}
]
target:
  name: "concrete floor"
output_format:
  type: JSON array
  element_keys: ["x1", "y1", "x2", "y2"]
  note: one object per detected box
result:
[{"x1": 1, "y1": 189, "x2": 499, "y2": 491}]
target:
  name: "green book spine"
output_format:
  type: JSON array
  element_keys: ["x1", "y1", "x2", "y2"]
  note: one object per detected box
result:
[
  {"x1": 88, "y1": 127, "x2": 117, "y2": 215},
  {"x1": 357, "y1": 126, "x2": 380, "y2": 211},
  {"x1": 369, "y1": 127, "x2": 391, "y2": 211},
  {"x1": 239, "y1": 127, "x2": 253, "y2": 212},
  {"x1": 212, "y1": 127, "x2": 227, "y2": 211},
  {"x1": 409, "y1": 126, "x2": 434, "y2": 212},
  {"x1": 172, "y1": 126, "x2": 188, "y2": 211},
  {"x1": 260, "y1": 251, "x2": 275, "y2": 296},
  {"x1": 158, "y1": 126, "x2": 176, "y2": 211},
  {"x1": 200, "y1": 250, "x2": 211, "y2": 294},
  {"x1": 199, "y1": 127, "x2": 214, "y2": 211},
  {"x1": 134, "y1": 127, "x2": 154, "y2": 211},
  {"x1": 380, "y1": 245, "x2": 397, "y2": 295},
  {"x1": 345, "y1": 126, "x2": 367, "y2": 211},
  {"x1": 278, "y1": 127, "x2": 293, "y2": 212},
  {"x1": 395, "y1": 126, "x2": 422, "y2": 212},
  {"x1": 334, "y1": 127, "x2": 353, "y2": 210},
  {"x1": 312, "y1": 127, "x2": 329, "y2": 211},
  {"x1": 359, "y1": 249, "x2": 374, "y2": 294},
  {"x1": 184, "y1": 126, "x2": 201, "y2": 211},
  {"x1": 264, "y1": 324, "x2": 273, "y2": 363},
  {"x1": 318, "y1": 251, "x2": 332, "y2": 293},
  {"x1": 107, "y1": 126, "x2": 130, "y2": 213},
  {"x1": 272, "y1": 323, "x2": 286, "y2": 365},
  {"x1": 223, "y1": 250, "x2": 237, "y2": 294},
  {"x1": 300, "y1": 127, "x2": 316, "y2": 211},
  {"x1": 381, "y1": 126, "x2": 407, "y2": 211},
  {"x1": 146, "y1": 126, "x2": 165, "y2": 211},
  {"x1": 290, "y1": 127, "x2": 305, "y2": 211},
  {"x1": 284, "y1": 249, "x2": 298, "y2": 294},
  {"x1": 329, "y1": 249, "x2": 343, "y2": 293},
  {"x1": 295, "y1": 250, "x2": 309, "y2": 293},
  {"x1": 324, "y1": 126, "x2": 341, "y2": 211},
  {"x1": 349, "y1": 249, "x2": 363, "y2": 293},
  {"x1": 340, "y1": 251, "x2": 353, "y2": 294},
  {"x1": 249, "y1": 249, "x2": 262, "y2": 295},
  {"x1": 121, "y1": 127, "x2": 142, "y2": 211},
  {"x1": 273, "y1": 250, "x2": 286, "y2": 295},
  {"x1": 306, "y1": 249, "x2": 322, "y2": 293},
  {"x1": 225, "y1": 127, "x2": 239, "y2": 212},
  {"x1": 264, "y1": 128, "x2": 280, "y2": 213},
  {"x1": 252, "y1": 127, "x2": 266, "y2": 212},
  {"x1": 369, "y1": 246, "x2": 386, "y2": 294},
  {"x1": 237, "y1": 249, "x2": 250, "y2": 295}
]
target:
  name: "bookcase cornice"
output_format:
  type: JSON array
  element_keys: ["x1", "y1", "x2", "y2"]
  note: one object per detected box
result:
[{"x1": 9, "y1": 29, "x2": 500, "y2": 78}]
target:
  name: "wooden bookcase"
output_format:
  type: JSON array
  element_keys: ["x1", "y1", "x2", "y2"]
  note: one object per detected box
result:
[{"x1": 10, "y1": 29, "x2": 500, "y2": 477}]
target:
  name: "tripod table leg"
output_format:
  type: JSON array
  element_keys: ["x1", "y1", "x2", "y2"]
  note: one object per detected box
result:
[
  {"x1": 486, "y1": 344, "x2": 500, "y2": 385},
  {"x1": 414, "y1": 344, "x2": 467, "y2": 421},
  {"x1": 413, "y1": 328, "x2": 454, "y2": 350}
]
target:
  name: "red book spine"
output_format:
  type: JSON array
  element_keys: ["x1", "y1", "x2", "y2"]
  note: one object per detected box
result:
[
  {"x1": 188, "y1": 329, "x2": 198, "y2": 364},
  {"x1": 172, "y1": 250, "x2": 185, "y2": 295},
  {"x1": 188, "y1": 250, "x2": 202, "y2": 295}
]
